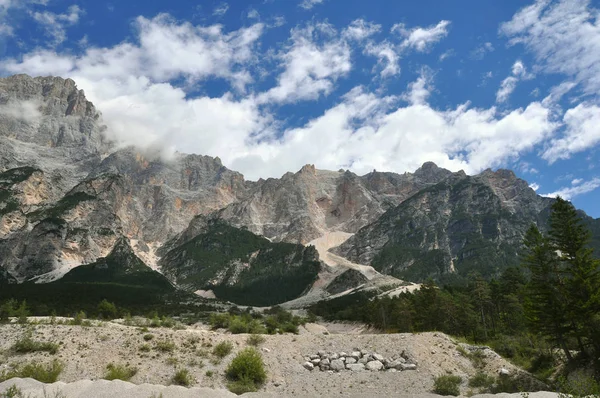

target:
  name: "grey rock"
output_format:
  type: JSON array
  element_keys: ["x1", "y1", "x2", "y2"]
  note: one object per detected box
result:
[
  {"x1": 366, "y1": 360, "x2": 384, "y2": 371},
  {"x1": 303, "y1": 362, "x2": 314, "y2": 371},
  {"x1": 350, "y1": 351, "x2": 362, "y2": 360},
  {"x1": 399, "y1": 363, "x2": 417, "y2": 371},
  {"x1": 372, "y1": 353, "x2": 384, "y2": 361},
  {"x1": 358, "y1": 357, "x2": 368, "y2": 364},
  {"x1": 346, "y1": 363, "x2": 365, "y2": 371},
  {"x1": 311, "y1": 358, "x2": 321, "y2": 365},
  {"x1": 330, "y1": 359, "x2": 345, "y2": 372},
  {"x1": 345, "y1": 357, "x2": 357, "y2": 364}
]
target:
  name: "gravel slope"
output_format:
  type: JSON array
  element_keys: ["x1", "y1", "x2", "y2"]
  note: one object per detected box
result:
[{"x1": 0, "y1": 320, "x2": 546, "y2": 397}]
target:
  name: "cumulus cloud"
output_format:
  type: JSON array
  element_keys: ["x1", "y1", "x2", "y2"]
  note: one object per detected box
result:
[
  {"x1": 529, "y1": 182, "x2": 540, "y2": 191},
  {"x1": 496, "y1": 60, "x2": 530, "y2": 103},
  {"x1": 342, "y1": 19, "x2": 381, "y2": 41},
  {"x1": 392, "y1": 20, "x2": 451, "y2": 52},
  {"x1": 541, "y1": 103, "x2": 600, "y2": 163},
  {"x1": 500, "y1": 0, "x2": 600, "y2": 96},
  {"x1": 31, "y1": 4, "x2": 83, "y2": 45},
  {"x1": 364, "y1": 41, "x2": 399, "y2": 78},
  {"x1": 299, "y1": 0, "x2": 325, "y2": 10},
  {"x1": 0, "y1": 14, "x2": 560, "y2": 182},
  {"x1": 542, "y1": 177, "x2": 600, "y2": 200},
  {"x1": 257, "y1": 22, "x2": 351, "y2": 103}
]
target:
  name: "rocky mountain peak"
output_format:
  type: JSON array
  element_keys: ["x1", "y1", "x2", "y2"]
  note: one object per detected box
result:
[{"x1": 413, "y1": 161, "x2": 453, "y2": 182}]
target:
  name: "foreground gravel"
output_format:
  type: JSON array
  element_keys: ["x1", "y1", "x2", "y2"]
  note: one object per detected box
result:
[{"x1": 0, "y1": 319, "x2": 544, "y2": 397}]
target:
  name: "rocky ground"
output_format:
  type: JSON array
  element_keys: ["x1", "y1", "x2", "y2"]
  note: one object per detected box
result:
[{"x1": 0, "y1": 318, "x2": 552, "y2": 397}]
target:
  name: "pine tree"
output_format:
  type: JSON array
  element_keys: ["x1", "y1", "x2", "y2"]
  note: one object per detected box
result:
[
  {"x1": 522, "y1": 224, "x2": 572, "y2": 360},
  {"x1": 548, "y1": 197, "x2": 600, "y2": 357}
]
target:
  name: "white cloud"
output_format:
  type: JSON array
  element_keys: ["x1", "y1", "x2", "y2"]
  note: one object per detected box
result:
[
  {"x1": 470, "y1": 42, "x2": 494, "y2": 60},
  {"x1": 496, "y1": 60, "x2": 530, "y2": 103},
  {"x1": 232, "y1": 73, "x2": 557, "y2": 179},
  {"x1": 529, "y1": 182, "x2": 540, "y2": 191},
  {"x1": 541, "y1": 103, "x2": 600, "y2": 163},
  {"x1": 212, "y1": 2, "x2": 228, "y2": 17},
  {"x1": 31, "y1": 4, "x2": 82, "y2": 45},
  {"x1": 365, "y1": 41, "x2": 399, "y2": 78},
  {"x1": 500, "y1": 0, "x2": 600, "y2": 96},
  {"x1": 393, "y1": 20, "x2": 451, "y2": 52},
  {"x1": 299, "y1": 0, "x2": 325, "y2": 10},
  {"x1": 541, "y1": 81, "x2": 577, "y2": 107},
  {"x1": 0, "y1": 0, "x2": 47, "y2": 36},
  {"x1": 342, "y1": 19, "x2": 381, "y2": 41},
  {"x1": 0, "y1": 15, "x2": 560, "y2": 182},
  {"x1": 439, "y1": 49, "x2": 455, "y2": 61},
  {"x1": 572, "y1": 178, "x2": 583, "y2": 185},
  {"x1": 247, "y1": 8, "x2": 259, "y2": 20},
  {"x1": 257, "y1": 22, "x2": 351, "y2": 103},
  {"x1": 542, "y1": 177, "x2": 600, "y2": 200}
]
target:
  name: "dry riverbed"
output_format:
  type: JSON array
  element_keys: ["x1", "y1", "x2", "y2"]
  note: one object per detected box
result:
[{"x1": 0, "y1": 319, "x2": 545, "y2": 397}]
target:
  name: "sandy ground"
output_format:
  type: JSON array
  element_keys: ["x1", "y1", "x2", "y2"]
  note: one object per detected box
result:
[{"x1": 0, "y1": 319, "x2": 544, "y2": 397}]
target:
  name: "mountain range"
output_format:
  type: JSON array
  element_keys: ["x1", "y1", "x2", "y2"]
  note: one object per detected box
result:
[{"x1": 1, "y1": 75, "x2": 598, "y2": 306}]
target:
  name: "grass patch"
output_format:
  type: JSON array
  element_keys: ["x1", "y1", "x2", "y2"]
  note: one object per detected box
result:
[
  {"x1": 155, "y1": 340, "x2": 176, "y2": 353},
  {"x1": 213, "y1": 341, "x2": 233, "y2": 358},
  {"x1": 13, "y1": 332, "x2": 59, "y2": 354},
  {"x1": 246, "y1": 334, "x2": 265, "y2": 347},
  {"x1": 433, "y1": 375, "x2": 462, "y2": 396},
  {"x1": 468, "y1": 372, "x2": 495, "y2": 389},
  {"x1": 225, "y1": 348, "x2": 266, "y2": 395},
  {"x1": 171, "y1": 368, "x2": 193, "y2": 386},
  {"x1": 104, "y1": 363, "x2": 138, "y2": 381},
  {"x1": 0, "y1": 359, "x2": 64, "y2": 383}
]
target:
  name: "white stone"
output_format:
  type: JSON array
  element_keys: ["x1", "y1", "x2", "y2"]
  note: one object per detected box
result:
[
  {"x1": 345, "y1": 357, "x2": 357, "y2": 364},
  {"x1": 366, "y1": 360, "x2": 384, "y2": 371},
  {"x1": 372, "y1": 353, "x2": 384, "y2": 361},
  {"x1": 350, "y1": 351, "x2": 361, "y2": 360},
  {"x1": 400, "y1": 363, "x2": 417, "y2": 371},
  {"x1": 303, "y1": 362, "x2": 314, "y2": 371}
]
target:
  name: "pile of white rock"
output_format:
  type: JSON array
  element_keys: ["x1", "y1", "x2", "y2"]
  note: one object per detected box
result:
[{"x1": 302, "y1": 349, "x2": 418, "y2": 372}]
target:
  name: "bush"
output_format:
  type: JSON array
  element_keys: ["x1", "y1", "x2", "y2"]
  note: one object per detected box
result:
[
  {"x1": 0, "y1": 359, "x2": 64, "y2": 383},
  {"x1": 13, "y1": 332, "x2": 59, "y2": 354},
  {"x1": 433, "y1": 375, "x2": 462, "y2": 396},
  {"x1": 172, "y1": 368, "x2": 193, "y2": 386},
  {"x1": 213, "y1": 341, "x2": 233, "y2": 358},
  {"x1": 225, "y1": 348, "x2": 266, "y2": 395},
  {"x1": 104, "y1": 363, "x2": 138, "y2": 381},
  {"x1": 97, "y1": 300, "x2": 118, "y2": 319},
  {"x1": 209, "y1": 313, "x2": 230, "y2": 329},
  {"x1": 468, "y1": 372, "x2": 495, "y2": 389},
  {"x1": 143, "y1": 334, "x2": 154, "y2": 341},
  {"x1": 155, "y1": 340, "x2": 176, "y2": 353},
  {"x1": 246, "y1": 334, "x2": 265, "y2": 347}
]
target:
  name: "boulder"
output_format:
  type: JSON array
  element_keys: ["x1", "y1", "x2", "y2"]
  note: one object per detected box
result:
[
  {"x1": 318, "y1": 350, "x2": 327, "y2": 358},
  {"x1": 372, "y1": 353, "x2": 384, "y2": 362},
  {"x1": 330, "y1": 359, "x2": 345, "y2": 372},
  {"x1": 311, "y1": 358, "x2": 321, "y2": 365},
  {"x1": 346, "y1": 357, "x2": 357, "y2": 364},
  {"x1": 358, "y1": 357, "x2": 369, "y2": 364},
  {"x1": 320, "y1": 358, "x2": 330, "y2": 366},
  {"x1": 499, "y1": 368, "x2": 510, "y2": 376},
  {"x1": 366, "y1": 360, "x2": 384, "y2": 371},
  {"x1": 309, "y1": 354, "x2": 319, "y2": 360},
  {"x1": 303, "y1": 362, "x2": 314, "y2": 371},
  {"x1": 330, "y1": 353, "x2": 340, "y2": 360},
  {"x1": 350, "y1": 351, "x2": 362, "y2": 360}
]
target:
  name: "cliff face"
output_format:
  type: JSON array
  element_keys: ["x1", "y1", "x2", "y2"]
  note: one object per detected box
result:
[
  {"x1": 332, "y1": 170, "x2": 564, "y2": 281},
  {"x1": 1, "y1": 74, "x2": 599, "y2": 296}
]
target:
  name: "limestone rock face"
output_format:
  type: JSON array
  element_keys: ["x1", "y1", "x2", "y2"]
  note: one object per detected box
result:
[{"x1": 332, "y1": 170, "x2": 579, "y2": 280}]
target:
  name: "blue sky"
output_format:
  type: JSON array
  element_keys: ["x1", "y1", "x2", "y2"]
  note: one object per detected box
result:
[{"x1": 0, "y1": 0, "x2": 599, "y2": 217}]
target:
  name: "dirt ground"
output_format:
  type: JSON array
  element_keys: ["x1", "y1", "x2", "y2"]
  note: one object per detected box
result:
[{"x1": 0, "y1": 318, "x2": 536, "y2": 397}]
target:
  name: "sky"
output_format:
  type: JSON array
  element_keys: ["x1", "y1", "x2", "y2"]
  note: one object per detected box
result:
[{"x1": 0, "y1": 0, "x2": 599, "y2": 217}]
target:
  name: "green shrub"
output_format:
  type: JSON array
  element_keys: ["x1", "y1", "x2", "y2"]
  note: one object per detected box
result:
[
  {"x1": 139, "y1": 344, "x2": 151, "y2": 352},
  {"x1": 0, "y1": 385, "x2": 25, "y2": 398},
  {"x1": 143, "y1": 334, "x2": 154, "y2": 341},
  {"x1": 13, "y1": 332, "x2": 59, "y2": 354},
  {"x1": 104, "y1": 363, "x2": 138, "y2": 381},
  {"x1": 0, "y1": 359, "x2": 64, "y2": 383},
  {"x1": 209, "y1": 313, "x2": 231, "y2": 329},
  {"x1": 491, "y1": 373, "x2": 547, "y2": 393},
  {"x1": 468, "y1": 372, "x2": 495, "y2": 389},
  {"x1": 205, "y1": 370, "x2": 214, "y2": 377},
  {"x1": 155, "y1": 340, "x2": 176, "y2": 353},
  {"x1": 171, "y1": 368, "x2": 193, "y2": 386},
  {"x1": 433, "y1": 375, "x2": 462, "y2": 396},
  {"x1": 213, "y1": 341, "x2": 233, "y2": 358},
  {"x1": 246, "y1": 334, "x2": 265, "y2": 347},
  {"x1": 225, "y1": 348, "x2": 266, "y2": 395},
  {"x1": 97, "y1": 300, "x2": 118, "y2": 319}
]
